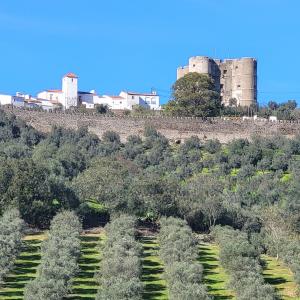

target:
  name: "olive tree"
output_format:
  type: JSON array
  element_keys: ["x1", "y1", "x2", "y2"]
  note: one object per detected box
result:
[
  {"x1": 24, "y1": 211, "x2": 82, "y2": 300},
  {"x1": 0, "y1": 209, "x2": 24, "y2": 283}
]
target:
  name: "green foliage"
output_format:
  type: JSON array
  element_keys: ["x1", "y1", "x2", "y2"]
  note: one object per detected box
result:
[
  {"x1": 0, "y1": 110, "x2": 42, "y2": 145},
  {"x1": 158, "y1": 217, "x2": 211, "y2": 300},
  {"x1": 258, "y1": 100, "x2": 298, "y2": 120},
  {"x1": 72, "y1": 158, "x2": 137, "y2": 213},
  {"x1": 95, "y1": 104, "x2": 110, "y2": 114},
  {"x1": 95, "y1": 215, "x2": 143, "y2": 300},
  {"x1": 212, "y1": 226, "x2": 277, "y2": 300},
  {"x1": 24, "y1": 211, "x2": 82, "y2": 300},
  {"x1": 77, "y1": 200, "x2": 109, "y2": 228},
  {"x1": 0, "y1": 209, "x2": 24, "y2": 283},
  {"x1": 165, "y1": 73, "x2": 221, "y2": 117},
  {"x1": 0, "y1": 108, "x2": 299, "y2": 276}
]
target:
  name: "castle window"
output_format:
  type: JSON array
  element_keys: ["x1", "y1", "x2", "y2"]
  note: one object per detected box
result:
[
  {"x1": 132, "y1": 96, "x2": 134, "y2": 99},
  {"x1": 237, "y1": 84, "x2": 241, "y2": 88},
  {"x1": 193, "y1": 64, "x2": 196, "y2": 67},
  {"x1": 223, "y1": 70, "x2": 227, "y2": 74},
  {"x1": 235, "y1": 66, "x2": 238, "y2": 69},
  {"x1": 220, "y1": 84, "x2": 224, "y2": 89}
]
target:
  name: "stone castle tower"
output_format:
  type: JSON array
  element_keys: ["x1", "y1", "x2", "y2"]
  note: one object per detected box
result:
[{"x1": 177, "y1": 56, "x2": 257, "y2": 107}]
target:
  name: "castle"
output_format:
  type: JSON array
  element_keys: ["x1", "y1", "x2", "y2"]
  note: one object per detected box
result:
[{"x1": 177, "y1": 56, "x2": 257, "y2": 107}]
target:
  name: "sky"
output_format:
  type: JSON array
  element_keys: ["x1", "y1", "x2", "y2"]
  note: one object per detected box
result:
[{"x1": 0, "y1": 0, "x2": 300, "y2": 105}]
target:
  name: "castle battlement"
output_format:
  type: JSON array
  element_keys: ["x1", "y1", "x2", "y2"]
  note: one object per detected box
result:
[{"x1": 177, "y1": 56, "x2": 257, "y2": 107}]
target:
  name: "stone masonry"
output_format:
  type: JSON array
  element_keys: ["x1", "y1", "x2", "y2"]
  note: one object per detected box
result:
[
  {"x1": 4, "y1": 107, "x2": 300, "y2": 144},
  {"x1": 177, "y1": 56, "x2": 257, "y2": 107}
]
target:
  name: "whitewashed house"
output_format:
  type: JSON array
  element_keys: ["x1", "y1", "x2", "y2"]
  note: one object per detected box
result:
[
  {"x1": 93, "y1": 95, "x2": 126, "y2": 110},
  {"x1": 2, "y1": 72, "x2": 161, "y2": 111},
  {"x1": 37, "y1": 73, "x2": 78, "y2": 109},
  {"x1": 0, "y1": 93, "x2": 25, "y2": 107},
  {"x1": 78, "y1": 90, "x2": 98, "y2": 109},
  {"x1": 93, "y1": 91, "x2": 160, "y2": 110},
  {"x1": 119, "y1": 91, "x2": 160, "y2": 110}
]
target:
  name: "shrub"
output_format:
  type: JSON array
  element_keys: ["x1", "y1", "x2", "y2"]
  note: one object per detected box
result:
[
  {"x1": 212, "y1": 226, "x2": 277, "y2": 300},
  {"x1": 158, "y1": 217, "x2": 211, "y2": 300},
  {"x1": 0, "y1": 209, "x2": 24, "y2": 283},
  {"x1": 24, "y1": 211, "x2": 82, "y2": 300},
  {"x1": 95, "y1": 215, "x2": 143, "y2": 300},
  {"x1": 204, "y1": 139, "x2": 221, "y2": 154}
]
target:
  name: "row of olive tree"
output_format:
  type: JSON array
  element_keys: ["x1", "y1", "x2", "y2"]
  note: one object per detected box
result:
[
  {"x1": 212, "y1": 226, "x2": 277, "y2": 300},
  {"x1": 261, "y1": 206, "x2": 300, "y2": 293},
  {"x1": 0, "y1": 209, "x2": 24, "y2": 283},
  {"x1": 24, "y1": 211, "x2": 82, "y2": 300},
  {"x1": 281, "y1": 240, "x2": 300, "y2": 293},
  {"x1": 96, "y1": 215, "x2": 143, "y2": 300},
  {"x1": 158, "y1": 217, "x2": 211, "y2": 300}
]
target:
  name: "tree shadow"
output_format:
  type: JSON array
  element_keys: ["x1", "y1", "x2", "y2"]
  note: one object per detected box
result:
[
  {"x1": 140, "y1": 236, "x2": 167, "y2": 300},
  {"x1": 67, "y1": 234, "x2": 101, "y2": 299},
  {"x1": 0, "y1": 238, "x2": 41, "y2": 298},
  {"x1": 262, "y1": 258, "x2": 289, "y2": 292},
  {"x1": 80, "y1": 236, "x2": 100, "y2": 243},
  {"x1": 199, "y1": 244, "x2": 234, "y2": 300}
]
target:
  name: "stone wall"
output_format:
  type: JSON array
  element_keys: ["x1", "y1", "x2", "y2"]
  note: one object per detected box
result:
[{"x1": 4, "y1": 107, "x2": 300, "y2": 143}]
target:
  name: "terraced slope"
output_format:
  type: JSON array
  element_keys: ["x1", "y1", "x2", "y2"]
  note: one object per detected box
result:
[
  {"x1": 262, "y1": 254, "x2": 299, "y2": 300},
  {"x1": 198, "y1": 243, "x2": 235, "y2": 300},
  {"x1": 1, "y1": 232, "x2": 298, "y2": 300},
  {"x1": 140, "y1": 236, "x2": 168, "y2": 300},
  {"x1": 0, "y1": 232, "x2": 46, "y2": 300},
  {"x1": 65, "y1": 232, "x2": 104, "y2": 300}
]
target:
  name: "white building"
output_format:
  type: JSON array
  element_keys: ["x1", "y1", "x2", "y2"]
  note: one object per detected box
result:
[
  {"x1": 37, "y1": 72, "x2": 78, "y2": 109},
  {"x1": 93, "y1": 91, "x2": 160, "y2": 110},
  {"x1": 0, "y1": 94, "x2": 25, "y2": 107},
  {"x1": 1, "y1": 72, "x2": 161, "y2": 111},
  {"x1": 119, "y1": 91, "x2": 160, "y2": 110},
  {"x1": 94, "y1": 95, "x2": 127, "y2": 110},
  {"x1": 78, "y1": 90, "x2": 97, "y2": 109}
]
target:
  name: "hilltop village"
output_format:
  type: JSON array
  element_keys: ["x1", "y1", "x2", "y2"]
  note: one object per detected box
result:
[{"x1": 0, "y1": 55, "x2": 257, "y2": 111}]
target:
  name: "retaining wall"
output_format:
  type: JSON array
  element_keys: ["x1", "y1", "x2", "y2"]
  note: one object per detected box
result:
[{"x1": 4, "y1": 107, "x2": 300, "y2": 143}]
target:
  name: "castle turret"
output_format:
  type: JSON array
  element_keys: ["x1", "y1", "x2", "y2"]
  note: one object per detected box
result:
[
  {"x1": 62, "y1": 72, "x2": 78, "y2": 109},
  {"x1": 189, "y1": 56, "x2": 211, "y2": 74},
  {"x1": 176, "y1": 56, "x2": 257, "y2": 107},
  {"x1": 231, "y1": 58, "x2": 257, "y2": 107}
]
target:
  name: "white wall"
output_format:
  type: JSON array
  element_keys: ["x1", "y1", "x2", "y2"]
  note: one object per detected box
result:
[
  {"x1": 37, "y1": 91, "x2": 62, "y2": 102},
  {"x1": 0, "y1": 94, "x2": 13, "y2": 105},
  {"x1": 62, "y1": 76, "x2": 78, "y2": 109},
  {"x1": 119, "y1": 92, "x2": 160, "y2": 110},
  {"x1": 13, "y1": 96, "x2": 25, "y2": 107},
  {"x1": 94, "y1": 95, "x2": 128, "y2": 110}
]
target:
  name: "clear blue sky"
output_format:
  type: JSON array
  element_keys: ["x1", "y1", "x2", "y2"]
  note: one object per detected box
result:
[{"x1": 0, "y1": 0, "x2": 299, "y2": 105}]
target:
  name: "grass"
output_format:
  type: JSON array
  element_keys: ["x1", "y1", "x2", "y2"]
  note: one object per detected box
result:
[
  {"x1": 198, "y1": 243, "x2": 235, "y2": 300},
  {"x1": 1, "y1": 232, "x2": 298, "y2": 300},
  {"x1": 0, "y1": 232, "x2": 46, "y2": 300},
  {"x1": 281, "y1": 173, "x2": 292, "y2": 182},
  {"x1": 0, "y1": 232, "x2": 103, "y2": 300},
  {"x1": 140, "y1": 236, "x2": 168, "y2": 300},
  {"x1": 261, "y1": 254, "x2": 299, "y2": 300},
  {"x1": 65, "y1": 232, "x2": 104, "y2": 300}
]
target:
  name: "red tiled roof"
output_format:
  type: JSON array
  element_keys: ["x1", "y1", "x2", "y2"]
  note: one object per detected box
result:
[{"x1": 64, "y1": 72, "x2": 78, "y2": 78}]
